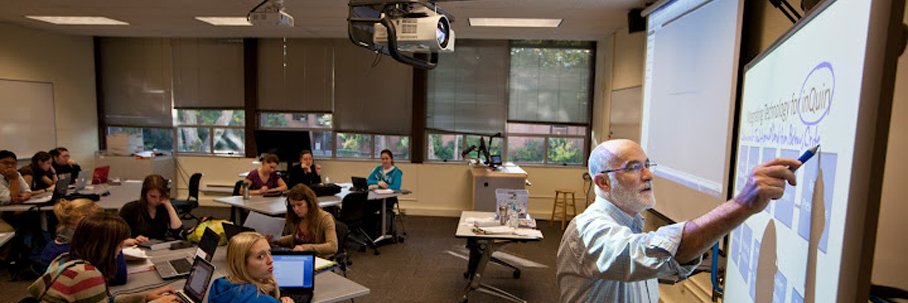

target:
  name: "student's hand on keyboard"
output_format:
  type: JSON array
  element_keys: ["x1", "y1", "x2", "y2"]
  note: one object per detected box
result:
[
  {"x1": 280, "y1": 297, "x2": 296, "y2": 303},
  {"x1": 147, "y1": 286, "x2": 178, "y2": 302}
]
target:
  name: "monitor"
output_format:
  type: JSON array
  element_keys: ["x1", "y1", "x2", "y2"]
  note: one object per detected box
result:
[
  {"x1": 272, "y1": 251, "x2": 314, "y2": 288},
  {"x1": 724, "y1": 0, "x2": 903, "y2": 302},
  {"x1": 253, "y1": 130, "x2": 312, "y2": 168}
]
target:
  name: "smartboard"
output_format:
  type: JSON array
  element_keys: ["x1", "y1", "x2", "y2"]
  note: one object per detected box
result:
[
  {"x1": 725, "y1": 0, "x2": 903, "y2": 302},
  {"x1": 0, "y1": 79, "x2": 55, "y2": 157}
]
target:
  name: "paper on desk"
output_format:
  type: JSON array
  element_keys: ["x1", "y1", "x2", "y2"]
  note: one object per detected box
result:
[
  {"x1": 244, "y1": 212, "x2": 285, "y2": 240},
  {"x1": 514, "y1": 229, "x2": 543, "y2": 239},
  {"x1": 374, "y1": 189, "x2": 394, "y2": 195},
  {"x1": 315, "y1": 257, "x2": 338, "y2": 274},
  {"x1": 126, "y1": 260, "x2": 154, "y2": 275},
  {"x1": 122, "y1": 246, "x2": 149, "y2": 260},
  {"x1": 26, "y1": 192, "x2": 53, "y2": 204}
]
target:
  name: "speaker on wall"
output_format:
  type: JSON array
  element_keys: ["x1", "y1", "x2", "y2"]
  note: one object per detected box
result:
[{"x1": 628, "y1": 8, "x2": 645, "y2": 33}]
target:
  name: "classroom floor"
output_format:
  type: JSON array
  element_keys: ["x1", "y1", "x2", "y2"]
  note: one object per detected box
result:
[{"x1": 0, "y1": 207, "x2": 565, "y2": 303}]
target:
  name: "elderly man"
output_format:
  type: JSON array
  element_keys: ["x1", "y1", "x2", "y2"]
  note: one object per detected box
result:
[{"x1": 556, "y1": 139, "x2": 799, "y2": 302}]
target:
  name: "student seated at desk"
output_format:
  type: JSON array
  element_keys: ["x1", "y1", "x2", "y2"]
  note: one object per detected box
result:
[
  {"x1": 274, "y1": 185, "x2": 337, "y2": 258},
  {"x1": 28, "y1": 212, "x2": 179, "y2": 303},
  {"x1": 209, "y1": 232, "x2": 295, "y2": 303},
  {"x1": 39, "y1": 199, "x2": 128, "y2": 285},
  {"x1": 1, "y1": 150, "x2": 32, "y2": 205},
  {"x1": 19, "y1": 151, "x2": 57, "y2": 195},
  {"x1": 119, "y1": 174, "x2": 183, "y2": 241},
  {"x1": 287, "y1": 150, "x2": 322, "y2": 189},
  {"x1": 366, "y1": 149, "x2": 402, "y2": 191},
  {"x1": 245, "y1": 154, "x2": 288, "y2": 195},
  {"x1": 50, "y1": 147, "x2": 81, "y2": 185}
]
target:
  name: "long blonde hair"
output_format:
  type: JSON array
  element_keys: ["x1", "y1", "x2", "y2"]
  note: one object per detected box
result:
[
  {"x1": 225, "y1": 232, "x2": 280, "y2": 299},
  {"x1": 53, "y1": 198, "x2": 102, "y2": 233}
]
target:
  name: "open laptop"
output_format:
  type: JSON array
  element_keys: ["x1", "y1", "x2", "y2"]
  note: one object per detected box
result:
[
  {"x1": 272, "y1": 250, "x2": 315, "y2": 303},
  {"x1": 174, "y1": 256, "x2": 216, "y2": 303},
  {"x1": 350, "y1": 176, "x2": 368, "y2": 192},
  {"x1": 24, "y1": 177, "x2": 70, "y2": 205},
  {"x1": 154, "y1": 227, "x2": 219, "y2": 279},
  {"x1": 92, "y1": 166, "x2": 110, "y2": 184},
  {"x1": 222, "y1": 222, "x2": 255, "y2": 240}
]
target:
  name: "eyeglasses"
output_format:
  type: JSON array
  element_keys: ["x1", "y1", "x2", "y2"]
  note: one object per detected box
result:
[{"x1": 601, "y1": 161, "x2": 657, "y2": 175}]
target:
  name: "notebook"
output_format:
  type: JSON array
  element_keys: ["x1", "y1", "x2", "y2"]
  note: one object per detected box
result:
[
  {"x1": 174, "y1": 256, "x2": 216, "y2": 303},
  {"x1": 153, "y1": 227, "x2": 219, "y2": 279},
  {"x1": 272, "y1": 250, "x2": 315, "y2": 303}
]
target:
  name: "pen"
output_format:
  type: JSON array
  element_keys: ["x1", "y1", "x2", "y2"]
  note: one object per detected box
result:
[{"x1": 791, "y1": 144, "x2": 820, "y2": 172}]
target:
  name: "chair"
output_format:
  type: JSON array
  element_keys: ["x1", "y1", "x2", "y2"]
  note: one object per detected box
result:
[
  {"x1": 231, "y1": 180, "x2": 244, "y2": 196},
  {"x1": 171, "y1": 173, "x2": 203, "y2": 225},
  {"x1": 338, "y1": 192, "x2": 379, "y2": 255},
  {"x1": 550, "y1": 188, "x2": 578, "y2": 231},
  {"x1": 331, "y1": 221, "x2": 351, "y2": 276}
]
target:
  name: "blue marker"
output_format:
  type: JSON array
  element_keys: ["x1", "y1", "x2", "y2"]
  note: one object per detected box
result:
[{"x1": 791, "y1": 145, "x2": 820, "y2": 172}]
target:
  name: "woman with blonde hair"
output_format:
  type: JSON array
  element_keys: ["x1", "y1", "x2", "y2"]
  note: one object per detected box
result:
[
  {"x1": 208, "y1": 232, "x2": 294, "y2": 303},
  {"x1": 119, "y1": 174, "x2": 182, "y2": 241},
  {"x1": 274, "y1": 184, "x2": 337, "y2": 258},
  {"x1": 29, "y1": 212, "x2": 178, "y2": 303},
  {"x1": 38, "y1": 199, "x2": 129, "y2": 285}
]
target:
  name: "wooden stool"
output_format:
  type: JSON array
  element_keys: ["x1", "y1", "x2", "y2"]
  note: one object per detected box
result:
[{"x1": 550, "y1": 189, "x2": 578, "y2": 230}]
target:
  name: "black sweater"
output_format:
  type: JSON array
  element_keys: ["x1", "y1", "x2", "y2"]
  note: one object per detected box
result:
[{"x1": 118, "y1": 200, "x2": 183, "y2": 240}]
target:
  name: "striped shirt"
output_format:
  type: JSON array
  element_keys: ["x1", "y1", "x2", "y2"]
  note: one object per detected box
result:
[
  {"x1": 556, "y1": 196, "x2": 701, "y2": 303},
  {"x1": 28, "y1": 253, "x2": 145, "y2": 303}
]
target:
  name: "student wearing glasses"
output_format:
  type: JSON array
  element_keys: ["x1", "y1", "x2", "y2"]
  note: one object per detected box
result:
[
  {"x1": 0, "y1": 150, "x2": 31, "y2": 205},
  {"x1": 556, "y1": 139, "x2": 801, "y2": 303}
]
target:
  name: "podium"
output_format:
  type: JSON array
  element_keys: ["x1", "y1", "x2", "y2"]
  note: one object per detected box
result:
[{"x1": 470, "y1": 164, "x2": 527, "y2": 212}]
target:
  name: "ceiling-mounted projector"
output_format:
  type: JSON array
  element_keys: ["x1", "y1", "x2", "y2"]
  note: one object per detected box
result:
[
  {"x1": 373, "y1": 12, "x2": 454, "y2": 53},
  {"x1": 247, "y1": 0, "x2": 294, "y2": 27}
]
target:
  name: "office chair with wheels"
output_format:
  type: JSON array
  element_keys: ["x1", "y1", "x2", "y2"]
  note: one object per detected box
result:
[
  {"x1": 232, "y1": 180, "x2": 244, "y2": 196},
  {"x1": 331, "y1": 221, "x2": 350, "y2": 276},
  {"x1": 172, "y1": 173, "x2": 203, "y2": 225},
  {"x1": 338, "y1": 192, "x2": 379, "y2": 255}
]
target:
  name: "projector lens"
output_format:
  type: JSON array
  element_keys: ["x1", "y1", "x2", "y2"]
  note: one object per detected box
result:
[{"x1": 436, "y1": 17, "x2": 450, "y2": 48}]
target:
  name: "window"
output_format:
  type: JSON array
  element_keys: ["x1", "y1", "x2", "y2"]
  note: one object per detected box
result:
[
  {"x1": 176, "y1": 109, "x2": 245, "y2": 155},
  {"x1": 375, "y1": 135, "x2": 410, "y2": 159},
  {"x1": 260, "y1": 113, "x2": 334, "y2": 157},
  {"x1": 107, "y1": 127, "x2": 173, "y2": 151},
  {"x1": 427, "y1": 134, "x2": 464, "y2": 161},
  {"x1": 507, "y1": 123, "x2": 586, "y2": 165},
  {"x1": 336, "y1": 133, "x2": 372, "y2": 158}
]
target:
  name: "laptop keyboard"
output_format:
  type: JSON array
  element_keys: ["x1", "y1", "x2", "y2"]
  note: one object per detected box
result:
[
  {"x1": 171, "y1": 258, "x2": 193, "y2": 274},
  {"x1": 286, "y1": 293, "x2": 312, "y2": 303}
]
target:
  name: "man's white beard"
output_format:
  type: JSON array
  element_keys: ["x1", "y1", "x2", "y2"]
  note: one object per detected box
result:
[{"x1": 610, "y1": 179, "x2": 656, "y2": 215}]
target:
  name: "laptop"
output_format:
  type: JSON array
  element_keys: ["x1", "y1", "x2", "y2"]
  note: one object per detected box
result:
[
  {"x1": 24, "y1": 177, "x2": 70, "y2": 205},
  {"x1": 272, "y1": 251, "x2": 315, "y2": 303},
  {"x1": 154, "y1": 227, "x2": 219, "y2": 279},
  {"x1": 92, "y1": 166, "x2": 110, "y2": 184},
  {"x1": 174, "y1": 256, "x2": 216, "y2": 303},
  {"x1": 350, "y1": 176, "x2": 368, "y2": 192},
  {"x1": 222, "y1": 222, "x2": 255, "y2": 240}
]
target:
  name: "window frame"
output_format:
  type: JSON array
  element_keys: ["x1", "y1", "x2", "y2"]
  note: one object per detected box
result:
[{"x1": 175, "y1": 109, "x2": 246, "y2": 156}]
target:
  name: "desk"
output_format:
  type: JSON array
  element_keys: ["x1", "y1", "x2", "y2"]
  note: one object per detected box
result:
[
  {"x1": 455, "y1": 211, "x2": 543, "y2": 303},
  {"x1": 111, "y1": 246, "x2": 369, "y2": 303},
  {"x1": 213, "y1": 184, "x2": 410, "y2": 245},
  {"x1": 0, "y1": 181, "x2": 142, "y2": 230}
]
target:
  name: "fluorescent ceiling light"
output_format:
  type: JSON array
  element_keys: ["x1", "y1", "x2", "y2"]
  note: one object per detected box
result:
[
  {"x1": 469, "y1": 18, "x2": 562, "y2": 28},
  {"x1": 195, "y1": 17, "x2": 253, "y2": 26},
  {"x1": 25, "y1": 16, "x2": 128, "y2": 25}
]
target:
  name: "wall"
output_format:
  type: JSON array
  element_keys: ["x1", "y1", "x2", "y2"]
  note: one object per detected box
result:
[{"x1": 0, "y1": 23, "x2": 98, "y2": 167}]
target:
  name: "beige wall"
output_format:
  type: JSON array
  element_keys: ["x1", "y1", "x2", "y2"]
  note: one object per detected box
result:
[{"x1": 0, "y1": 23, "x2": 98, "y2": 166}]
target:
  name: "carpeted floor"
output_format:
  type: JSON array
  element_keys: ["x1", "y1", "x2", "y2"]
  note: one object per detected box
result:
[{"x1": 0, "y1": 207, "x2": 566, "y2": 303}]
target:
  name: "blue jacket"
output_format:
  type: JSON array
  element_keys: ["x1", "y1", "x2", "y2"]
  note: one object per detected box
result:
[
  {"x1": 38, "y1": 230, "x2": 128, "y2": 286},
  {"x1": 208, "y1": 277, "x2": 281, "y2": 303},
  {"x1": 366, "y1": 165, "x2": 402, "y2": 190}
]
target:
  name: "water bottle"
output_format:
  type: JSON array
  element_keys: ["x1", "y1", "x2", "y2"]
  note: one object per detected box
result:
[
  {"x1": 508, "y1": 203, "x2": 519, "y2": 229},
  {"x1": 499, "y1": 206, "x2": 507, "y2": 225},
  {"x1": 242, "y1": 183, "x2": 250, "y2": 199}
]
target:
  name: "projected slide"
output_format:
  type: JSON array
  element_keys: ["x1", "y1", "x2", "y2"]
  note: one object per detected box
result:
[
  {"x1": 641, "y1": 0, "x2": 743, "y2": 198},
  {"x1": 725, "y1": 0, "x2": 872, "y2": 302}
]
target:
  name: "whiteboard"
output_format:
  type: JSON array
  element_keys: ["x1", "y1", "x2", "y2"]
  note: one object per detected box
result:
[{"x1": 0, "y1": 79, "x2": 56, "y2": 158}]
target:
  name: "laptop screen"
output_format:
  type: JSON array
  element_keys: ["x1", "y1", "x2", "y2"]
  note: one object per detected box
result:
[
  {"x1": 351, "y1": 177, "x2": 367, "y2": 191},
  {"x1": 184, "y1": 257, "x2": 215, "y2": 302},
  {"x1": 196, "y1": 227, "x2": 220, "y2": 262},
  {"x1": 272, "y1": 253, "x2": 314, "y2": 288}
]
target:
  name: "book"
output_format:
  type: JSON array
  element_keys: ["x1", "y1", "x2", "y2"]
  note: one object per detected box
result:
[{"x1": 315, "y1": 257, "x2": 339, "y2": 274}]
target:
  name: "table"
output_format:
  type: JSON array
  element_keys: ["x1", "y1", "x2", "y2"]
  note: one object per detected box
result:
[
  {"x1": 111, "y1": 246, "x2": 369, "y2": 303},
  {"x1": 0, "y1": 181, "x2": 143, "y2": 230},
  {"x1": 213, "y1": 183, "x2": 410, "y2": 245},
  {"x1": 455, "y1": 211, "x2": 543, "y2": 303}
]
